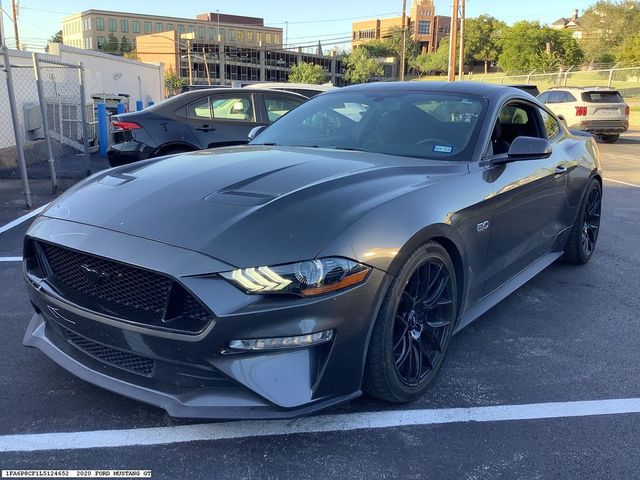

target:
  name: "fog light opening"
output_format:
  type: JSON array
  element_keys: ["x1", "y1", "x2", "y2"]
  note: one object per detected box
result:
[{"x1": 228, "y1": 330, "x2": 334, "y2": 352}]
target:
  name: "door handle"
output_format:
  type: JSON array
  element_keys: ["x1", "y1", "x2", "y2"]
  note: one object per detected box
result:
[
  {"x1": 555, "y1": 165, "x2": 568, "y2": 175},
  {"x1": 196, "y1": 124, "x2": 215, "y2": 132}
]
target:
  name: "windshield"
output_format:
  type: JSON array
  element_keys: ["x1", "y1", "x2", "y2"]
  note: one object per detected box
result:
[{"x1": 251, "y1": 90, "x2": 485, "y2": 161}]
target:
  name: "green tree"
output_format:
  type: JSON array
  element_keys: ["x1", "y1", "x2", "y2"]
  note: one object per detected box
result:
[
  {"x1": 498, "y1": 21, "x2": 584, "y2": 73},
  {"x1": 464, "y1": 15, "x2": 506, "y2": 74},
  {"x1": 410, "y1": 39, "x2": 450, "y2": 76},
  {"x1": 288, "y1": 61, "x2": 328, "y2": 84},
  {"x1": 120, "y1": 37, "x2": 133, "y2": 54},
  {"x1": 616, "y1": 31, "x2": 640, "y2": 65},
  {"x1": 580, "y1": 1, "x2": 640, "y2": 63},
  {"x1": 123, "y1": 50, "x2": 141, "y2": 61},
  {"x1": 361, "y1": 26, "x2": 421, "y2": 76},
  {"x1": 165, "y1": 68, "x2": 186, "y2": 96},
  {"x1": 49, "y1": 30, "x2": 63, "y2": 44},
  {"x1": 45, "y1": 30, "x2": 63, "y2": 53},
  {"x1": 102, "y1": 33, "x2": 119, "y2": 53},
  {"x1": 343, "y1": 47, "x2": 384, "y2": 84}
]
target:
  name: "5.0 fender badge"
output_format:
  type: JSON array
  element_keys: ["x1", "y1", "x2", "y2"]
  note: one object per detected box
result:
[{"x1": 477, "y1": 221, "x2": 490, "y2": 233}]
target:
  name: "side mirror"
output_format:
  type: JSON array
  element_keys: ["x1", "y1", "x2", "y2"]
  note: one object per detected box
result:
[
  {"x1": 506, "y1": 136, "x2": 552, "y2": 161},
  {"x1": 248, "y1": 125, "x2": 267, "y2": 142}
]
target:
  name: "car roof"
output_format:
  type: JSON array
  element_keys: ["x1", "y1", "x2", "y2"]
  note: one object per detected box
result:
[
  {"x1": 247, "y1": 82, "x2": 335, "y2": 91},
  {"x1": 169, "y1": 87, "x2": 308, "y2": 102},
  {"x1": 329, "y1": 81, "x2": 528, "y2": 100},
  {"x1": 547, "y1": 86, "x2": 619, "y2": 91}
]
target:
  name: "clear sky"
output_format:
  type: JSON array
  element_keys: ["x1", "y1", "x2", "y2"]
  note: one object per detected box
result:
[{"x1": 1, "y1": 0, "x2": 595, "y2": 52}]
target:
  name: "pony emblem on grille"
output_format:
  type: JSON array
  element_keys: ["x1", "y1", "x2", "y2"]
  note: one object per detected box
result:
[{"x1": 79, "y1": 264, "x2": 111, "y2": 286}]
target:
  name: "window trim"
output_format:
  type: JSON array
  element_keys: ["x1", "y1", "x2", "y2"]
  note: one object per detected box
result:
[{"x1": 538, "y1": 106, "x2": 565, "y2": 141}]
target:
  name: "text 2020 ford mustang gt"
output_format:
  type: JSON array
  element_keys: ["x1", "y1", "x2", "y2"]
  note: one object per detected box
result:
[{"x1": 23, "y1": 82, "x2": 602, "y2": 418}]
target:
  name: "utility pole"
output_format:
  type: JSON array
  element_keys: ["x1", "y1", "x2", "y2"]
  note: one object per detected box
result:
[
  {"x1": 400, "y1": 0, "x2": 407, "y2": 81},
  {"x1": 458, "y1": 0, "x2": 465, "y2": 81},
  {"x1": 447, "y1": 0, "x2": 459, "y2": 81},
  {"x1": 285, "y1": 21, "x2": 288, "y2": 49},
  {"x1": 202, "y1": 47, "x2": 211, "y2": 85},
  {"x1": 187, "y1": 39, "x2": 192, "y2": 85},
  {"x1": 0, "y1": 0, "x2": 6, "y2": 47},
  {"x1": 11, "y1": 0, "x2": 19, "y2": 50}
]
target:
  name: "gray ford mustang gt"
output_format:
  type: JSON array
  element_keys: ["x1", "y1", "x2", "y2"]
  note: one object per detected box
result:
[{"x1": 23, "y1": 82, "x2": 602, "y2": 419}]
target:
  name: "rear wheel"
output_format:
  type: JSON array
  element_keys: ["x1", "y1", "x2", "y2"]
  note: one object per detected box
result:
[
  {"x1": 364, "y1": 242, "x2": 457, "y2": 403},
  {"x1": 564, "y1": 178, "x2": 602, "y2": 264},
  {"x1": 601, "y1": 134, "x2": 620, "y2": 144}
]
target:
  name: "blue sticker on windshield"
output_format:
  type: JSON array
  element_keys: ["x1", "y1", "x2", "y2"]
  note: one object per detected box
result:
[{"x1": 433, "y1": 145, "x2": 453, "y2": 153}]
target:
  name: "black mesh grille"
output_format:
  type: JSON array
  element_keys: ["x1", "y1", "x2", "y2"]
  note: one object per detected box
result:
[
  {"x1": 34, "y1": 241, "x2": 213, "y2": 333},
  {"x1": 65, "y1": 328, "x2": 155, "y2": 376}
]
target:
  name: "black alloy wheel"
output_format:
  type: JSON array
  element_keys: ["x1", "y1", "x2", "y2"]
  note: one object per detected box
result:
[
  {"x1": 565, "y1": 178, "x2": 602, "y2": 264},
  {"x1": 365, "y1": 242, "x2": 457, "y2": 402},
  {"x1": 393, "y1": 259, "x2": 453, "y2": 386},
  {"x1": 580, "y1": 182, "x2": 602, "y2": 257}
]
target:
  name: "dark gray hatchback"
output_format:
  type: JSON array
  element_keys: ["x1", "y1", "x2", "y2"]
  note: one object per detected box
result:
[{"x1": 107, "y1": 88, "x2": 306, "y2": 167}]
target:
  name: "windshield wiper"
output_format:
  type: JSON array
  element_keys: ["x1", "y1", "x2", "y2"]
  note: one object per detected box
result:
[{"x1": 253, "y1": 142, "x2": 280, "y2": 146}]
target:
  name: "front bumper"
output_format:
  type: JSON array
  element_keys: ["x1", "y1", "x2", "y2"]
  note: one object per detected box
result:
[
  {"x1": 23, "y1": 216, "x2": 389, "y2": 419},
  {"x1": 23, "y1": 313, "x2": 359, "y2": 419}
]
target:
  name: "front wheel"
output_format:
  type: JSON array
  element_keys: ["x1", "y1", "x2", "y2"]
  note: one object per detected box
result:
[
  {"x1": 564, "y1": 178, "x2": 602, "y2": 264},
  {"x1": 364, "y1": 242, "x2": 457, "y2": 403}
]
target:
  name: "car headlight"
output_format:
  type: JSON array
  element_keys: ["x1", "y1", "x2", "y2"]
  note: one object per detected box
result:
[{"x1": 220, "y1": 257, "x2": 371, "y2": 297}]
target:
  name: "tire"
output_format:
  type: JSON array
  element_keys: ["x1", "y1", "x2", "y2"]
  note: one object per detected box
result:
[
  {"x1": 601, "y1": 135, "x2": 620, "y2": 144},
  {"x1": 364, "y1": 241, "x2": 457, "y2": 403},
  {"x1": 564, "y1": 178, "x2": 602, "y2": 265}
]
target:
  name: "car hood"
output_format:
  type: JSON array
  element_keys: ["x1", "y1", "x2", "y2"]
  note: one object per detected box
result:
[{"x1": 43, "y1": 146, "x2": 467, "y2": 269}]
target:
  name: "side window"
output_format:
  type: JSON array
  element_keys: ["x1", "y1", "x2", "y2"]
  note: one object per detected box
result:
[
  {"x1": 538, "y1": 92, "x2": 550, "y2": 104},
  {"x1": 499, "y1": 105, "x2": 529, "y2": 125},
  {"x1": 564, "y1": 92, "x2": 577, "y2": 102},
  {"x1": 539, "y1": 108, "x2": 561, "y2": 140},
  {"x1": 186, "y1": 97, "x2": 214, "y2": 119},
  {"x1": 492, "y1": 102, "x2": 543, "y2": 155},
  {"x1": 184, "y1": 95, "x2": 255, "y2": 122},
  {"x1": 263, "y1": 95, "x2": 305, "y2": 123},
  {"x1": 547, "y1": 92, "x2": 564, "y2": 104}
]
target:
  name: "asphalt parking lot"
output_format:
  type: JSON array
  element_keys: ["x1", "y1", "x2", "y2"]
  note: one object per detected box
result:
[{"x1": 1, "y1": 136, "x2": 639, "y2": 479}]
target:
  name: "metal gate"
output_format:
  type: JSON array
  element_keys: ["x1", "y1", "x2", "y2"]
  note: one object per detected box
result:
[{"x1": 1, "y1": 46, "x2": 92, "y2": 207}]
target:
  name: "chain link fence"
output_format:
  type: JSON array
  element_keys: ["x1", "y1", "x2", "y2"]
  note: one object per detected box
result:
[
  {"x1": 1, "y1": 47, "x2": 94, "y2": 207},
  {"x1": 474, "y1": 66, "x2": 640, "y2": 97}
]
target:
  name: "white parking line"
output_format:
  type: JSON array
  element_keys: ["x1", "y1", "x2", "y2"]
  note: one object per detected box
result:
[
  {"x1": 3, "y1": 397, "x2": 640, "y2": 453},
  {"x1": 604, "y1": 177, "x2": 640, "y2": 188},
  {"x1": 0, "y1": 257, "x2": 22, "y2": 262},
  {"x1": 602, "y1": 154, "x2": 638, "y2": 161},
  {"x1": 0, "y1": 203, "x2": 49, "y2": 235}
]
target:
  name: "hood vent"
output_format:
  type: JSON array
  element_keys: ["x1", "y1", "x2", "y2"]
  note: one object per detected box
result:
[{"x1": 204, "y1": 190, "x2": 277, "y2": 206}]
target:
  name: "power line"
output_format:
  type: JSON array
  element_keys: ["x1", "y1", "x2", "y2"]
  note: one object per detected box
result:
[{"x1": 266, "y1": 11, "x2": 400, "y2": 26}]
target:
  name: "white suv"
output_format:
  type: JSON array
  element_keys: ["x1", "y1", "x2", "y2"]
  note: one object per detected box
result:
[{"x1": 537, "y1": 87, "x2": 629, "y2": 143}]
